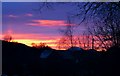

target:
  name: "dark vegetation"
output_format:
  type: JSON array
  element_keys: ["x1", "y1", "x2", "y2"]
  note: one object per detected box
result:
[{"x1": 2, "y1": 40, "x2": 120, "y2": 76}]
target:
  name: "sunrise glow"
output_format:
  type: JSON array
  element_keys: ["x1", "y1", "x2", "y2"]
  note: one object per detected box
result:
[{"x1": 2, "y1": 2, "x2": 109, "y2": 51}]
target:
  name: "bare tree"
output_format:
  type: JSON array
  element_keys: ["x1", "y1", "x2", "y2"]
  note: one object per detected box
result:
[
  {"x1": 38, "y1": 2, "x2": 120, "y2": 50},
  {"x1": 74, "y1": 2, "x2": 120, "y2": 49},
  {"x1": 90, "y1": 5, "x2": 119, "y2": 49},
  {"x1": 58, "y1": 16, "x2": 77, "y2": 49}
]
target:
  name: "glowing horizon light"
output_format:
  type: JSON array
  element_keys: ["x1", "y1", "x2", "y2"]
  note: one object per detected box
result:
[
  {"x1": 12, "y1": 39, "x2": 58, "y2": 49},
  {"x1": 1, "y1": 33, "x2": 108, "y2": 51}
]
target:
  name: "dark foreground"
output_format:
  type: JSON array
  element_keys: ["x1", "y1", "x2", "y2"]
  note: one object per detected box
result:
[{"x1": 2, "y1": 41, "x2": 120, "y2": 76}]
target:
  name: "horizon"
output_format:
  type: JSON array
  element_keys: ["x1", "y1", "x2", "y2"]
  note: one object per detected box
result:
[{"x1": 2, "y1": 40, "x2": 103, "y2": 51}]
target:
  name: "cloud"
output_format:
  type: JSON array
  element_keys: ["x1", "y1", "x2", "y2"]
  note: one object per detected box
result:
[
  {"x1": 8, "y1": 15, "x2": 18, "y2": 18},
  {"x1": 25, "y1": 13, "x2": 33, "y2": 17},
  {"x1": 2, "y1": 33, "x2": 60, "y2": 40},
  {"x1": 12, "y1": 34, "x2": 55, "y2": 40},
  {"x1": 27, "y1": 20, "x2": 69, "y2": 26},
  {"x1": 7, "y1": 13, "x2": 33, "y2": 18}
]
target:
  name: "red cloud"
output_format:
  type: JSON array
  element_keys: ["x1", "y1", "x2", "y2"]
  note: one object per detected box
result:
[
  {"x1": 25, "y1": 13, "x2": 33, "y2": 17},
  {"x1": 27, "y1": 20, "x2": 69, "y2": 26}
]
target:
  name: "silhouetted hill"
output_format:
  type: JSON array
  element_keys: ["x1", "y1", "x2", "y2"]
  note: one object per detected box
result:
[
  {"x1": 2, "y1": 41, "x2": 120, "y2": 76},
  {"x1": 2, "y1": 41, "x2": 41, "y2": 75}
]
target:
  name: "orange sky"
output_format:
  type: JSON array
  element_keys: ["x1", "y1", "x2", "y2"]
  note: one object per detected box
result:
[
  {"x1": 1, "y1": 33, "x2": 107, "y2": 51},
  {"x1": 1, "y1": 33, "x2": 61, "y2": 49}
]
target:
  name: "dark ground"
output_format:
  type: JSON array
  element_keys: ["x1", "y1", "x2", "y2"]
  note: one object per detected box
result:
[{"x1": 2, "y1": 41, "x2": 120, "y2": 76}]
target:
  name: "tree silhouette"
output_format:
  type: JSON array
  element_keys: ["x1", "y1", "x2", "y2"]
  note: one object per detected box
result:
[
  {"x1": 58, "y1": 16, "x2": 77, "y2": 49},
  {"x1": 70, "y1": 2, "x2": 120, "y2": 49},
  {"x1": 80, "y1": 2, "x2": 120, "y2": 49},
  {"x1": 31, "y1": 43, "x2": 37, "y2": 47},
  {"x1": 31, "y1": 42, "x2": 48, "y2": 49},
  {"x1": 3, "y1": 34, "x2": 12, "y2": 42},
  {"x1": 37, "y1": 2, "x2": 120, "y2": 49},
  {"x1": 38, "y1": 42, "x2": 47, "y2": 48}
]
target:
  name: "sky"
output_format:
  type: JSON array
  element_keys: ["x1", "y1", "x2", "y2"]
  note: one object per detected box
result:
[
  {"x1": 2, "y1": 2, "x2": 87, "y2": 49},
  {"x1": 2, "y1": 0, "x2": 118, "y2": 2}
]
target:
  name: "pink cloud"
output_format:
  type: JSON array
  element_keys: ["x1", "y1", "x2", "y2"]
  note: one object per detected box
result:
[
  {"x1": 27, "y1": 20, "x2": 69, "y2": 26},
  {"x1": 1, "y1": 33, "x2": 61, "y2": 40},
  {"x1": 25, "y1": 13, "x2": 33, "y2": 17},
  {"x1": 8, "y1": 15, "x2": 18, "y2": 18}
]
